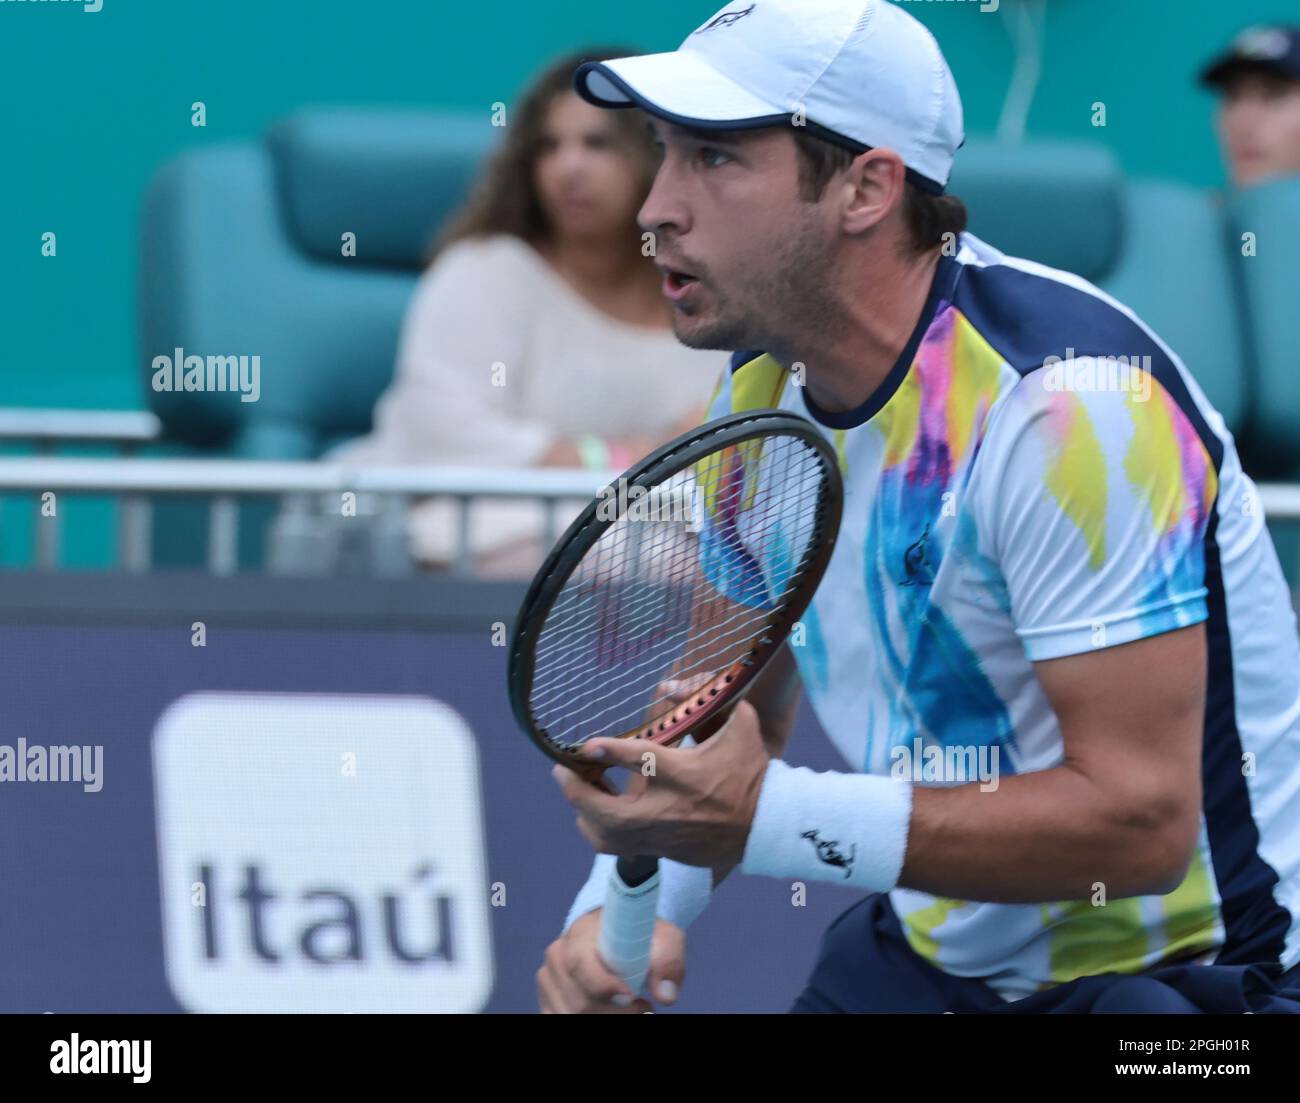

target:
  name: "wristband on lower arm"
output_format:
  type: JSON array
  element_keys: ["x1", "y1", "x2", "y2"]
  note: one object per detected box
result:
[
  {"x1": 740, "y1": 759, "x2": 913, "y2": 891},
  {"x1": 563, "y1": 853, "x2": 619, "y2": 933},
  {"x1": 562, "y1": 853, "x2": 714, "y2": 933}
]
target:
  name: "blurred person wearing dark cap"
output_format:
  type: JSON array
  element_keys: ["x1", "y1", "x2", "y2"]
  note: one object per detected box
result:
[{"x1": 1202, "y1": 25, "x2": 1300, "y2": 188}]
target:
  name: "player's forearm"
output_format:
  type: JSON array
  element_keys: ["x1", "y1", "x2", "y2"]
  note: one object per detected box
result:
[
  {"x1": 739, "y1": 755, "x2": 1197, "y2": 903},
  {"x1": 900, "y1": 765, "x2": 1199, "y2": 902},
  {"x1": 715, "y1": 649, "x2": 798, "y2": 890}
]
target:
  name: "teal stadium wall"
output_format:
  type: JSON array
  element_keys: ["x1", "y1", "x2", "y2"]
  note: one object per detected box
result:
[{"x1": 1, "y1": 0, "x2": 1297, "y2": 566}]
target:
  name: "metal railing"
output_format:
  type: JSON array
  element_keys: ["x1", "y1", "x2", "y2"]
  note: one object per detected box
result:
[
  {"x1": 0, "y1": 458, "x2": 619, "y2": 575},
  {"x1": 2, "y1": 452, "x2": 1300, "y2": 578},
  {"x1": 0, "y1": 409, "x2": 161, "y2": 452}
]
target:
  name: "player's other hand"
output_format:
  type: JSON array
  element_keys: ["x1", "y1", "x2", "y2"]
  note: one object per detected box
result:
[{"x1": 537, "y1": 910, "x2": 687, "y2": 1014}]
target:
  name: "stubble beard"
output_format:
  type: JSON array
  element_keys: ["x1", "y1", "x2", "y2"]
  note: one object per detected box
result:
[{"x1": 669, "y1": 216, "x2": 839, "y2": 362}]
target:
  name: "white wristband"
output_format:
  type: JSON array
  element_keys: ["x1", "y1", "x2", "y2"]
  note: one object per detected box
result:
[
  {"x1": 740, "y1": 759, "x2": 913, "y2": 891},
  {"x1": 562, "y1": 854, "x2": 714, "y2": 933},
  {"x1": 563, "y1": 853, "x2": 618, "y2": 933},
  {"x1": 656, "y1": 859, "x2": 714, "y2": 930}
]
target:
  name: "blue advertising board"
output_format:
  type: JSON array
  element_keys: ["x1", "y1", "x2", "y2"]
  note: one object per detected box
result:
[{"x1": 0, "y1": 575, "x2": 857, "y2": 1013}]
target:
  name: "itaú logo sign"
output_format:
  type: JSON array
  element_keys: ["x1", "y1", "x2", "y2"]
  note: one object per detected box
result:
[{"x1": 152, "y1": 693, "x2": 493, "y2": 1012}]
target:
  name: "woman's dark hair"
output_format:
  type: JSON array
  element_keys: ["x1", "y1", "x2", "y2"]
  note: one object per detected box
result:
[
  {"x1": 427, "y1": 47, "x2": 657, "y2": 263},
  {"x1": 791, "y1": 127, "x2": 967, "y2": 254}
]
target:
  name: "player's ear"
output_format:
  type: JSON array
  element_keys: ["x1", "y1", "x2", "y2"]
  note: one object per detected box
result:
[{"x1": 840, "y1": 150, "x2": 904, "y2": 236}]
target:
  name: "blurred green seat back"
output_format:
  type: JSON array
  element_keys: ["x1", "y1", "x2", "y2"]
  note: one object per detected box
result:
[
  {"x1": 951, "y1": 141, "x2": 1247, "y2": 436},
  {"x1": 137, "y1": 109, "x2": 498, "y2": 565},
  {"x1": 1224, "y1": 178, "x2": 1300, "y2": 478},
  {"x1": 138, "y1": 129, "x2": 1253, "y2": 569},
  {"x1": 1221, "y1": 177, "x2": 1300, "y2": 588}
]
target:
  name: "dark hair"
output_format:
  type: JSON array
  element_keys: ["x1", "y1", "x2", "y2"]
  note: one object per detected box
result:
[
  {"x1": 427, "y1": 47, "x2": 658, "y2": 262},
  {"x1": 790, "y1": 127, "x2": 967, "y2": 254}
]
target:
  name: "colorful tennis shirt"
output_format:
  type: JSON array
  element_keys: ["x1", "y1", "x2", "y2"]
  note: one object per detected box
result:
[{"x1": 705, "y1": 231, "x2": 1300, "y2": 999}]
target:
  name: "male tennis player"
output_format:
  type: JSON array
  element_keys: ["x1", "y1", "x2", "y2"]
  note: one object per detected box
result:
[{"x1": 538, "y1": 0, "x2": 1300, "y2": 1013}]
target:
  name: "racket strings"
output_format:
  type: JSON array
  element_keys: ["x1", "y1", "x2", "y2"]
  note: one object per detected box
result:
[
  {"x1": 536, "y1": 497, "x2": 776, "y2": 672},
  {"x1": 527, "y1": 598, "x2": 780, "y2": 721},
  {"x1": 529, "y1": 492, "x2": 825, "y2": 699},
  {"x1": 531, "y1": 509, "x2": 729, "y2": 671},
  {"x1": 529, "y1": 434, "x2": 829, "y2": 747},
  {"x1": 532, "y1": 451, "x2": 822, "y2": 743},
  {"x1": 529, "y1": 508, "x2": 696, "y2": 664},
  {"x1": 533, "y1": 537, "x2": 812, "y2": 740}
]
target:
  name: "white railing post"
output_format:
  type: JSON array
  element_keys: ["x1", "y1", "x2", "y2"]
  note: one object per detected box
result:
[
  {"x1": 119, "y1": 496, "x2": 153, "y2": 573},
  {"x1": 208, "y1": 496, "x2": 240, "y2": 576}
]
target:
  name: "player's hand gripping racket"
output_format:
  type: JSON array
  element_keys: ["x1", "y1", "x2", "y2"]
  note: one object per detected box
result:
[{"x1": 508, "y1": 410, "x2": 844, "y2": 995}]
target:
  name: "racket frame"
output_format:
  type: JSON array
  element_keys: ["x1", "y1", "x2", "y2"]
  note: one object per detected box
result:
[{"x1": 507, "y1": 409, "x2": 843, "y2": 770}]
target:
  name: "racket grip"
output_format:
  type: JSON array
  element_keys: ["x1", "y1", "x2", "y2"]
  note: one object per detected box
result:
[{"x1": 598, "y1": 855, "x2": 661, "y2": 995}]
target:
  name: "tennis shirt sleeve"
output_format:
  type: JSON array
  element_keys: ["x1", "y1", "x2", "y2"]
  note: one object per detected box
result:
[{"x1": 972, "y1": 362, "x2": 1218, "y2": 662}]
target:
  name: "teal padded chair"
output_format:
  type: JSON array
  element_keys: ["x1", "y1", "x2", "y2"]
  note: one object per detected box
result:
[
  {"x1": 950, "y1": 141, "x2": 1249, "y2": 439},
  {"x1": 138, "y1": 126, "x2": 1249, "y2": 569},
  {"x1": 1223, "y1": 177, "x2": 1300, "y2": 583},
  {"x1": 1223, "y1": 178, "x2": 1300, "y2": 476},
  {"x1": 137, "y1": 109, "x2": 498, "y2": 566}
]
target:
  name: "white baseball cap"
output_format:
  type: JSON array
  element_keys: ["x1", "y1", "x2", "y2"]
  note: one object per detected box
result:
[{"x1": 574, "y1": 0, "x2": 965, "y2": 193}]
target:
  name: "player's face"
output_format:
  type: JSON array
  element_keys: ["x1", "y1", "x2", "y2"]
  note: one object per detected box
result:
[
  {"x1": 1217, "y1": 72, "x2": 1300, "y2": 187},
  {"x1": 639, "y1": 119, "x2": 837, "y2": 354},
  {"x1": 533, "y1": 94, "x2": 647, "y2": 241}
]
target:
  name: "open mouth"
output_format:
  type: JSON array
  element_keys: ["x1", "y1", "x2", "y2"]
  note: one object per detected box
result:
[{"x1": 664, "y1": 268, "x2": 700, "y2": 293}]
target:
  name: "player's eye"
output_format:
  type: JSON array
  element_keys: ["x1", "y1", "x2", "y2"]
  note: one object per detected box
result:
[{"x1": 696, "y1": 146, "x2": 732, "y2": 168}]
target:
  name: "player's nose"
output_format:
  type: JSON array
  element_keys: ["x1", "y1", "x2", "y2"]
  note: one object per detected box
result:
[{"x1": 638, "y1": 161, "x2": 690, "y2": 240}]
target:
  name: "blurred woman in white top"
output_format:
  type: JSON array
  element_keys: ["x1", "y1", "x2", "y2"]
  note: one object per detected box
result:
[{"x1": 337, "y1": 47, "x2": 728, "y2": 574}]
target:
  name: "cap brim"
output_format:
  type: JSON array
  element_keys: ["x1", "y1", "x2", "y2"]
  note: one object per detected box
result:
[
  {"x1": 573, "y1": 52, "x2": 949, "y2": 196},
  {"x1": 1201, "y1": 56, "x2": 1295, "y2": 87},
  {"x1": 574, "y1": 52, "x2": 790, "y2": 131}
]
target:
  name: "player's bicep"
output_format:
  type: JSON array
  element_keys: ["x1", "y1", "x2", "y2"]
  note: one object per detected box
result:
[{"x1": 1033, "y1": 624, "x2": 1205, "y2": 884}]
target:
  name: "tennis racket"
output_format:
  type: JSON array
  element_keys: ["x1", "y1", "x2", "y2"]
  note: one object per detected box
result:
[{"x1": 508, "y1": 409, "x2": 844, "y2": 995}]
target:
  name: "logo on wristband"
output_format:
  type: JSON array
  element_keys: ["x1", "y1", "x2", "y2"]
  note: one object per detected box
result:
[{"x1": 800, "y1": 829, "x2": 856, "y2": 879}]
